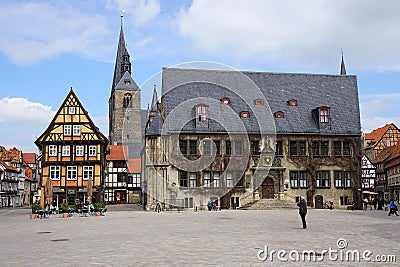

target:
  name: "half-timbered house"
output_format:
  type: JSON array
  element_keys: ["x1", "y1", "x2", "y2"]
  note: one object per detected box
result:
[
  {"x1": 361, "y1": 154, "x2": 376, "y2": 191},
  {"x1": 35, "y1": 89, "x2": 108, "y2": 207},
  {"x1": 364, "y1": 123, "x2": 400, "y2": 160},
  {"x1": 105, "y1": 145, "x2": 142, "y2": 204}
]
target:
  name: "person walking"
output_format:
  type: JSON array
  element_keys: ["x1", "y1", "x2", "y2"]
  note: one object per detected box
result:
[
  {"x1": 155, "y1": 202, "x2": 161, "y2": 213},
  {"x1": 388, "y1": 199, "x2": 399, "y2": 216},
  {"x1": 297, "y1": 196, "x2": 307, "y2": 229}
]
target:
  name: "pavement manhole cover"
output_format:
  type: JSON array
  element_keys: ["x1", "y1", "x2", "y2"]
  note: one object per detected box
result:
[
  {"x1": 50, "y1": 239, "x2": 69, "y2": 242},
  {"x1": 37, "y1": 231, "x2": 52, "y2": 234}
]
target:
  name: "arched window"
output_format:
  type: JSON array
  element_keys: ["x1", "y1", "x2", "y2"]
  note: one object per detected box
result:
[{"x1": 123, "y1": 93, "x2": 132, "y2": 108}]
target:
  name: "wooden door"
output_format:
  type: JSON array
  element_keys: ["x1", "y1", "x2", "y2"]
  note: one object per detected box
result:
[{"x1": 262, "y1": 178, "x2": 274, "y2": 199}]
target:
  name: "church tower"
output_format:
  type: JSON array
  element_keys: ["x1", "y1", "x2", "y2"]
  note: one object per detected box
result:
[{"x1": 108, "y1": 21, "x2": 142, "y2": 152}]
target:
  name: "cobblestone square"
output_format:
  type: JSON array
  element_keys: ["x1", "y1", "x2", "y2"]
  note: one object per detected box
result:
[{"x1": 0, "y1": 208, "x2": 398, "y2": 266}]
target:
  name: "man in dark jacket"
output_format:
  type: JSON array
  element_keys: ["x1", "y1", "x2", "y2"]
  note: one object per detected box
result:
[{"x1": 297, "y1": 196, "x2": 307, "y2": 229}]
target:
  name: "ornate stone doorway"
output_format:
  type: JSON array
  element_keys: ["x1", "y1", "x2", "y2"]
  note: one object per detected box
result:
[{"x1": 261, "y1": 177, "x2": 274, "y2": 199}]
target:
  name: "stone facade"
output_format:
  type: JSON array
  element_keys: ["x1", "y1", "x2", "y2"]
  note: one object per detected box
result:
[{"x1": 143, "y1": 67, "x2": 362, "y2": 211}]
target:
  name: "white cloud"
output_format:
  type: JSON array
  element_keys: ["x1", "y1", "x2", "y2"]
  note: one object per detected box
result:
[
  {"x1": 0, "y1": 97, "x2": 54, "y2": 125},
  {"x1": 106, "y1": 0, "x2": 161, "y2": 26},
  {"x1": 360, "y1": 93, "x2": 400, "y2": 132},
  {"x1": 176, "y1": 0, "x2": 400, "y2": 71},
  {"x1": 0, "y1": 97, "x2": 55, "y2": 152},
  {"x1": 0, "y1": 2, "x2": 111, "y2": 64},
  {"x1": 361, "y1": 117, "x2": 400, "y2": 133}
]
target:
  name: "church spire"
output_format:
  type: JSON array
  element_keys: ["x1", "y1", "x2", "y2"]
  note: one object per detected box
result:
[
  {"x1": 151, "y1": 85, "x2": 158, "y2": 112},
  {"x1": 112, "y1": 12, "x2": 132, "y2": 90},
  {"x1": 340, "y1": 50, "x2": 346, "y2": 75}
]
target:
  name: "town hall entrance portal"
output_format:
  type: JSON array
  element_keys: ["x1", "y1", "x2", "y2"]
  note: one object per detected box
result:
[{"x1": 261, "y1": 177, "x2": 274, "y2": 199}]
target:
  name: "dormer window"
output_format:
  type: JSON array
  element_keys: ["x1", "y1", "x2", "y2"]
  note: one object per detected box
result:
[
  {"x1": 196, "y1": 104, "x2": 208, "y2": 122},
  {"x1": 254, "y1": 99, "x2": 265, "y2": 106},
  {"x1": 288, "y1": 99, "x2": 298, "y2": 106},
  {"x1": 319, "y1": 106, "x2": 330, "y2": 123},
  {"x1": 275, "y1": 111, "x2": 284, "y2": 119},
  {"x1": 124, "y1": 80, "x2": 131, "y2": 85},
  {"x1": 240, "y1": 111, "x2": 250, "y2": 118},
  {"x1": 221, "y1": 97, "x2": 230, "y2": 105}
]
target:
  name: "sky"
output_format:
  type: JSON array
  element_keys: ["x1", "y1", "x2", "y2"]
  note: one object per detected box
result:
[{"x1": 0, "y1": 0, "x2": 400, "y2": 152}]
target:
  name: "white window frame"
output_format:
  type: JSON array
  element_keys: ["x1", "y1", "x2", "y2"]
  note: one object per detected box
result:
[
  {"x1": 299, "y1": 172, "x2": 308, "y2": 188},
  {"x1": 82, "y1": 166, "x2": 93, "y2": 180},
  {"x1": 196, "y1": 105, "x2": 207, "y2": 121},
  {"x1": 213, "y1": 172, "x2": 220, "y2": 187},
  {"x1": 49, "y1": 145, "x2": 57, "y2": 156},
  {"x1": 203, "y1": 172, "x2": 211, "y2": 187},
  {"x1": 68, "y1": 107, "x2": 76, "y2": 114},
  {"x1": 73, "y1": 125, "x2": 81, "y2": 136},
  {"x1": 130, "y1": 173, "x2": 141, "y2": 187},
  {"x1": 76, "y1": 145, "x2": 84, "y2": 156},
  {"x1": 64, "y1": 125, "x2": 71, "y2": 136},
  {"x1": 49, "y1": 166, "x2": 60, "y2": 180},
  {"x1": 344, "y1": 172, "x2": 351, "y2": 188},
  {"x1": 226, "y1": 172, "x2": 233, "y2": 187},
  {"x1": 189, "y1": 172, "x2": 197, "y2": 188},
  {"x1": 320, "y1": 108, "x2": 329, "y2": 123},
  {"x1": 62, "y1": 145, "x2": 70, "y2": 156},
  {"x1": 89, "y1": 145, "x2": 97, "y2": 156},
  {"x1": 66, "y1": 166, "x2": 77, "y2": 180}
]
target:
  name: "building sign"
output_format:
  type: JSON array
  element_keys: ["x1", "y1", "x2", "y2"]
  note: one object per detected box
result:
[{"x1": 67, "y1": 189, "x2": 75, "y2": 195}]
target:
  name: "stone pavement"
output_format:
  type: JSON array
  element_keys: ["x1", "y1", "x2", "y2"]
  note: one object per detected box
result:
[{"x1": 0, "y1": 207, "x2": 399, "y2": 266}]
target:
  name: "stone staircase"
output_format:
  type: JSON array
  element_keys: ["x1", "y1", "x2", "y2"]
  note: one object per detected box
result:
[{"x1": 239, "y1": 199, "x2": 297, "y2": 210}]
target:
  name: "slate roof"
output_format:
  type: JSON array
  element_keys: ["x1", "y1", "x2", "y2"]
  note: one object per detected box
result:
[
  {"x1": 112, "y1": 25, "x2": 130, "y2": 90},
  {"x1": 114, "y1": 72, "x2": 140, "y2": 91},
  {"x1": 146, "y1": 109, "x2": 163, "y2": 136},
  {"x1": 153, "y1": 68, "x2": 361, "y2": 136}
]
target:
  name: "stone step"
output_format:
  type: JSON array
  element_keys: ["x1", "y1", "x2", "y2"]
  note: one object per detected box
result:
[{"x1": 239, "y1": 199, "x2": 297, "y2": 210}]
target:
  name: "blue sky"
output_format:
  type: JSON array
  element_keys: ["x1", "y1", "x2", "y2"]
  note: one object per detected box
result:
[{"x1": 0, "y1": 0, "x2": 399, "y2": 152}]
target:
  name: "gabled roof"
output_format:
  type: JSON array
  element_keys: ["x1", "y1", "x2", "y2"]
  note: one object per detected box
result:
[
  {"x1": 106, "y1": 145, "x2": 128, "y2": 161},
  {"x1": 373, "y1": 145, "x2": 395, "y2": 164},
  {"x1": 160, "y1": 68, "x2": 361, "y2": 135},
  {"x1": 386, "y1": 141, "x2": 400, "y2": 168},
  {"x1": 22, "y1": 153, "x2": 37, "y2": 164},
  {"x1": 0, "y1": 160, "x2": 17, "y2": 171},
  {"x1": 35, "y1": 89, "x2": 108, "y2": 146},
  {"x1": 0, "y1": 146, "x2": 22, "y2": 164},
  {"x1": 364, "y1": 123, "x2": 398, "y2": 148},
  {"x1": 115, "y1": 72, "x2": 140, "y2": 91},
  {"x1": 146, "y1": 109, "x2": 163, "y2": 136}
]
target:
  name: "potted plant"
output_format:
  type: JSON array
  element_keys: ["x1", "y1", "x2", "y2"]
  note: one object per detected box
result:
[
  {"x1": 30, "y1": 203, "x2": 42, "y2": 219},
  {"x1": 60, "y1": 202, "x2": 70, "y2": 218},
  {"x1": 93, "y1": 202, "x2": 105, "y2": 216}
]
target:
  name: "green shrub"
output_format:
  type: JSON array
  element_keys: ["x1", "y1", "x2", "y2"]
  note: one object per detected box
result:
[
  {"x1": 31, "y1": 203, "x2": 42, "y2": 214},
  {"x1": 60, "y1": 202, "x2": 70, "y2": 213},
  {"x1": 93, "y1": 202, "x2": 105, "y2": 212}
]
